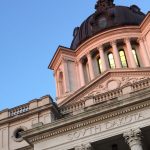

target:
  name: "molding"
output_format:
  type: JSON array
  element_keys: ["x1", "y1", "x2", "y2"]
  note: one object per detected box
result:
[
  {"x1": 58, "y1": 68, "x2": 150, "y2": 107},
  {"x1": 22, "y1": 87, "x2": 150, "y2": 144},
  {"x1": 49, "y1": 26, "x2": 141, "y2": 71}
]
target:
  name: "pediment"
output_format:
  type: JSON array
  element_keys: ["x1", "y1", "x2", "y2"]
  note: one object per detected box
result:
[{"x1": 59, "y1": 68, "x2": 150, "y2": 107}]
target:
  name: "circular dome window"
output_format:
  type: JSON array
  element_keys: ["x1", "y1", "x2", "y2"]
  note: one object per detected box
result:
[{"x1": 12, "y1": 127, "x2": 27, "y2": 142}]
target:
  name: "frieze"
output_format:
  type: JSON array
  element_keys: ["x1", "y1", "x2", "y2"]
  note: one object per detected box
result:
[
  {"x1": 67, "y1": 113, "x2": 144, "y2": 141},
  {"x1": 29, "y1": 100, "x2": 150, "y2": 143},
  {"x1": 88, "y1": 76, "x2": 149, "y2": 96},
  {"x1": 60, "y1": 70, "x2": 150, "y2": 106}
]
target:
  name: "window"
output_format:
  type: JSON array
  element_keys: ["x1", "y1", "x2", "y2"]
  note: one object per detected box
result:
[
  {"x1": 119, "y1": 50, "x2": 128, "y2": 68},
  {"x1": 132, "y1": 49, "x2": 140, "y2": 67},
  {"x1": 12, "y1": 127, "x2": 27, "y2": 142},
  {"x1": 97, "y1": 57, "x2": 102, "y2": 73},
  {"x1": 108, "y1": 53, "x2": 116, "y2": 69}
]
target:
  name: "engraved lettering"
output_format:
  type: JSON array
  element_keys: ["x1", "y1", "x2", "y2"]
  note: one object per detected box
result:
[
  {"x1": 67, "y1": 112, "x2": 145, "y2": 141},
  {"x1": 74, "y1": 131, "x2": 80, "y2": 138},
  {"x1": 125, "y1": 115, "x2": 132, "y2": 123}
]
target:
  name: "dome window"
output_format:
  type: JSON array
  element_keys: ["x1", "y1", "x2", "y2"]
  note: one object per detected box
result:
[
  {"x1": 108, "y1": 53, "x2": 116, "y2": 69},
  {"x1": 97, "y1": 57, "x2": 102, "y2": 73},
  {"x1": 132, "y1": 49, "x2": 140, "y2": 67},
  {"x1": 119, "y1": 50, "x2": 128, "y2": 68}
]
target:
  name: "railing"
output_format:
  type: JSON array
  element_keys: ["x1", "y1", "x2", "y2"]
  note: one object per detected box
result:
[
  {"x1": 60, "y1": 100, "x2": 85, "y2": 114},
  {"x1": 60, "y1": 78, "x2": 150, "y2": 115},
  {"x1": 132, "y1": 78, "x2": 150, "y2": 92},
  {"x1": 93, "y1": 88, "x2": 123, "y2": 104},
  {"x1": 9, "y1": 104, "x2": 29, "y2": 117}
]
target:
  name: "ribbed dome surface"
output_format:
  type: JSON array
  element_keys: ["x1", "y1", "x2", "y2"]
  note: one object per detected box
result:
[{"x1": 70, "y1": 1, "x2": 145, "y2": 50}]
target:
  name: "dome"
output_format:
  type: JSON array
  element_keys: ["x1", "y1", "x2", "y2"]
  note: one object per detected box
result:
[{"x1": 70, "y1": 0, "x2": 145, "y2": 50}]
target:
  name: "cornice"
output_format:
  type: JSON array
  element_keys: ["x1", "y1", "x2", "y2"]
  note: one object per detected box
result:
[
  {"x1": 0, "y1": 104, "x2": 52, "y2": 126},
  {"x1": 22, "y1": 87, "x2": 150, "y2": 144},
  {"x1": 49, "y1": 26, "x2": 141, "y2": 71},
  {"x1": 75, "y1": 26, "x2": 141, "y2": 56},
  {"x1": 49, "y1": 46, "x2": 75, "y2": 70},
  {"x1": 140, "y1": 12, "x2": 150, "y2": 32}
]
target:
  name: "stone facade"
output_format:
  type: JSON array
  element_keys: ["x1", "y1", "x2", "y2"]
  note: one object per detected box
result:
[{"x1": 1, "y1": 1, "x2": 150, "y2": 150}]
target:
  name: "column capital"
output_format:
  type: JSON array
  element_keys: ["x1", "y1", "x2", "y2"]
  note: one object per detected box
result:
[
  {"x1": 97, "y1": 45, "x2": 103, "y2": 50},
  {"x1": 86, "y1": 51, "x2": 91, "y2": 57},
  {"x1": 137, "y1": 37, "x2": 144, "y2": 43},
  {"x1": 75, "y1": 143, "x2": 93, "y2": 150},
  {"x1": 110, "y1": 40, "x2": 117, "y2": 46},
  {"x1": 62, "y1": 57, "x2": 67, "y2": 64},
  {"x1": 124, "y1": 37, "x2": 131, "y2": 43},
  {"x1": 75, "y1": 60, "x2": 79, "y2": 66},
  {"x1": 123, "y1": 128, "x2": 142, "y2": 147}
]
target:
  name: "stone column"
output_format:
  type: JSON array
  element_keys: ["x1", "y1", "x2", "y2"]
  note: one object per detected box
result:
[
  {"x1": 75, "y1": 143, "x2": 93, "y2": 150},
  {"x1": 75, "y1": 61, "x2": 80, "y2": 89},
  {"x1": 123, "y1": 128, "x2": 143, "y2": 150},
  {"x1": 78, "y1": 59, "x2": 85, "y2": 87},
  {"x1": 143, "y1": 37, "x2": 150, "y2": 61},
  {"x1": 138, "y1": 38, "x2": 150, "y2": 67},
  {"x1": 87, "y1": 52, "x2": 95, "y2": 80},
  {"x1": 98, "y1": 45, "x2": 107, "y2": 72},
  {"x1": 124, "y1": 38, "x2": 137, "y2": 68},
  {"x1": 53, "y1": 71, "x2": 59, "y2": 97},
  {"x1": 111, "y1": 41, "x2": 122, "y2": 68},
  {"x1": 63, "y1": 59, "x2": 70, "y2": 93}
]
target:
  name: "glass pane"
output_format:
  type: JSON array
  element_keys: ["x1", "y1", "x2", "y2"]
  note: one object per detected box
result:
[
  {"x1": 132, "y1": 49, "x2": 139, "y2": 67},
  {"x1": 98, "y1": 58, "x2": 102, "y2": 73},
  {"x1": 119, "y1": 50, "x2": 128, "y2": 68},
  {"x1": 108, "y1": 53, "x2": 116, "y2": 69}
]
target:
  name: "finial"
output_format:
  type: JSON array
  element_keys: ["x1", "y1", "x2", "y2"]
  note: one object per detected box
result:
[{"x1": 95, "y1": 0, "x2": 115, "y2": 12}]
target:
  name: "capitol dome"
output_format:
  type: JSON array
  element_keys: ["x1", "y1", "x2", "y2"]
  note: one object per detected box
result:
[{"x1": 71, "y1": 0, "x2": 145, "y2": 50}]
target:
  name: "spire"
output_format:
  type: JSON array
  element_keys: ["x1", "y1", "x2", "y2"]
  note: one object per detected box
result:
[{"x1": 95, "y1": 0, "x2": 115, "y2": 12}]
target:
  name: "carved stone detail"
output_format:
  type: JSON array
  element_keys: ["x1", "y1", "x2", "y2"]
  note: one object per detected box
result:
[
  {"x1": 88, "y1": 76, "x2": 149, "y2": 97},
  {"x1": 123, "y1": 128, "x2": 143, "y2": 149},
  {"x1": 121, "y1": 76, "x2": 149, "y2": 87},
  {"x1": 75, "y1": 143, "x2": 93, "y2": 150}
]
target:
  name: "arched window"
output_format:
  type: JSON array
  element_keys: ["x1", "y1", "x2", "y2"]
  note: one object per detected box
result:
[
  {"x1": 132, "y1": 49, "x2": 140, "y2": 67},
  {"x1": 108, "y1": 53, "x2": 116, "y2": 69},
  {"x1": 119, "y1": 49, "x2": 128, "y2": 68},
  {"x1": 58, "y1": 72, "x2": 64, "y2": 95},
  {"x1": 97, "y1": 57, "x2": 102, "y2": 73}
]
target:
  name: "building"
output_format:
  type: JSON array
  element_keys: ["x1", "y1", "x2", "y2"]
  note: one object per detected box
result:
[{"x1": 0, "y1": 0, "x2": 150, "y2": 149}]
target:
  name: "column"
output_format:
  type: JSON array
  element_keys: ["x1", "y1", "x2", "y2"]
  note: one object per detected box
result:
[
  {"x1": 78, "y1": 59, "x2": 85, "y2": 87},
  {"x1": 124, "y1": 38, "x2": 137, "y2": 68},
  {"x1": 98, "y1": 45, "x2": 107, "y2": 72},
  {"x1": 87, "y1": 52, "x2": 95, "y2": 80},
  {"x1": 62, "y1": 58, "x2": 70, "y2": 93},
  {"x1": 123, "y1": 128, "x2": 143, "y2": 150},
  {"x1": 138, "y1": 38, "x2": 150, "y2": 67},
  {"x1": 143, "y1": 37, "x2": 150, "y2": 60},
  {"x1": 111, "y1": 41, "x2": 122, "y2": 68},
  {"x1": 75, "y1": 143, "x2": 93, "y2": 150},
  {"x1": 53, "y1": 71, "x2": 59, "y2": 97},
  {"x1": 75, "y1": 61, "x2": 80, "y2": 89}
]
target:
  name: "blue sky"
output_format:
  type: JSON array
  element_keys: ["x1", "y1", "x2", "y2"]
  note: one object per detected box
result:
[{"x1": 0, "y1": 0, "x2": 149, "y2": 110}]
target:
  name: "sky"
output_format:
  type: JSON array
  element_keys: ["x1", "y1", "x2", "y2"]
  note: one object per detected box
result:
[{"x1": 0, "y1": 0, "x2": 149, "y2": 110}]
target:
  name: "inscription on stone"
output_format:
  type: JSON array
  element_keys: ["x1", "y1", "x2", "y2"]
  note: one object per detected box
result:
[{"x1": 67, "y1": 113, "x2": 144, "y2": 141}]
